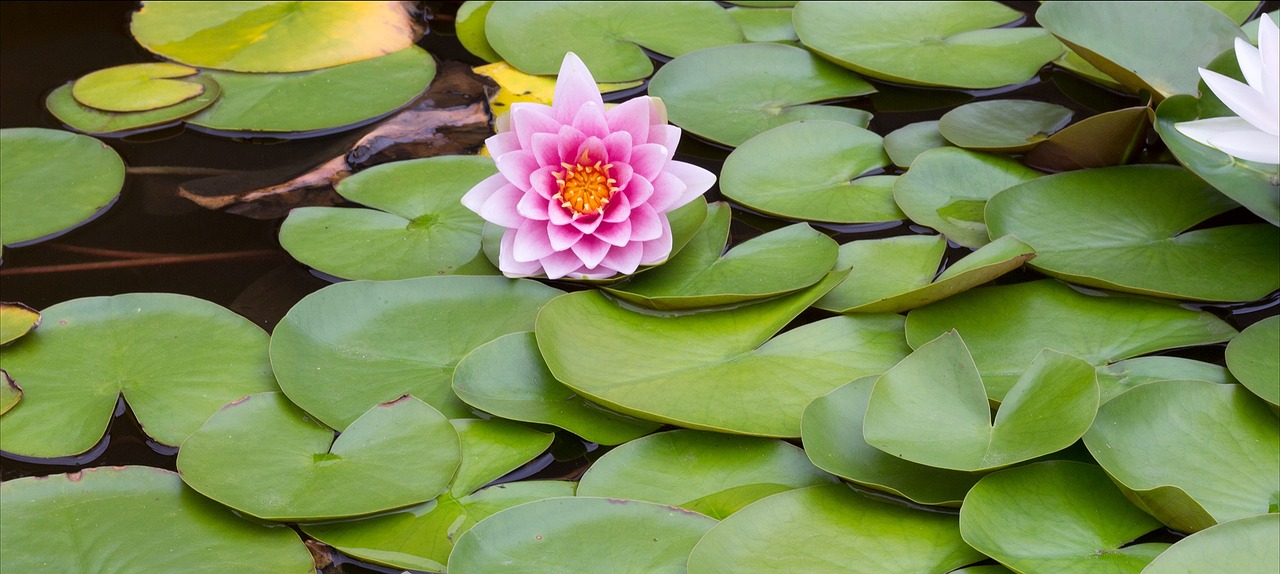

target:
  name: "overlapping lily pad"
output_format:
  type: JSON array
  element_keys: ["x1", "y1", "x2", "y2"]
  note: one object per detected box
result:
[
  {"x1": 0, "y1": 128, "x2": 124, "y2": 246},
  {"x1": 727, "y1": 6, "x2": 797, "y2": 43},
  {"x1": 1226, "y1": 316, "x2": 1279, "y2": 405},
  {"x1": 0, "y1": 371, "x2": 20, "y2": 415},
  {"x1": 270, "y1": 276, "x2": 562, "y2": 430},
  {"x1": 938, "y1": 100, "x2": 1073, "y2": 153},
  {"x1": 792, "y1": 1, "x2": 1063, "y2": 89},
  {"x1": 719, "y1": 121, "x2": 902, "y2": 223},
  {"x1": 0, "y1": 302, "x2": 39, "y2": 345},
  {"x1": 0, "y1": 466, "x2": 313, "y2": 573},
  {"x1": 1096, "y1": 356, "x2": 1236, "y2": 403},
  {"x1": 47, "y1": 76, "x2": 221, "y2": 136},
  {"x1": 0, "y1": 293, "x2": 276, "y2": 458},
  {"x1": 960, "y1": 461, "x2": 1167, "y2": 573},
  {"x1": 892, "y1": 147, "x2": 1041, "y2": 248},
  {"x1": 484, "y1": 1, "x2": 743, "y2": 82},
  {"x1": 686, "y1": 484, "x2": 985, "y2": 573},
  {"x1": 648, "y1": 43, "x2": 875, "y2": 147},
  {"x1": 1083, "y1": 380, "x2": 1280, "y2": 533},
  {"x1": 1024, "y1": 106, "x2": 1149, "y2": 171},
  {"x1": 883, "y1": 120, "x2": 948, "y2": 169},
  {"x1": 986, "y1": 165, "x2": 1280, "y2": 302},
  {"x1": 456, "y1": 1, "x2": 501, "y2": 63},
  {"x1": 577, "y1": 430, "x2": 837, "y2": 518},
  {"x1": 71, "y1": 62, "x2": 204, "y2": 112},
  {"x1": 1143, "y1": 514, "x2": 1280, "y2": 574}
]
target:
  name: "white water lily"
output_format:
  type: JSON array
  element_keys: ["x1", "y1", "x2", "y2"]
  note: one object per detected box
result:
[{"x1": 1174, "y1": 16, "x2": 1279, "y2": 165}]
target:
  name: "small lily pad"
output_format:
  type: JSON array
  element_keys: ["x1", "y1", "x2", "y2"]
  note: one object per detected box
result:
[
  {"x1": 457, "y1": 1, "x2": 501, "y2": 63},
  {"x1": 1226, "y1": 316, "x2": 1279, "y2": 405},
  {"x1": 47, "y1": 76, "x2": 221, "y2": 136},
  {"x1": 938, "y1": 100, "x2": 1074, "y2": 153},
  {"x1": 648, "y1": 43, "x2": 875, "y2": 147},
  {"x1": 0, "y1": 128, "x2": 124, "y2": 246},
  {"x1": 71, "y1": 62, "x2": 204, "y2": 112},
  {"x1": 1024, "y1": 106, "x2": 1149, "y2": 171},
  {"x1": 0, "y1": 371, "x2": 20, "y2": 415},
  {"x1": 0, "y1": 302, "x2": 40, "y2": 345},
  {"x1": 883, "y1": 120, "x2": 949, "y2": 169},
  {"x1": 892, "y1": 147, "x2": 1041, "y2": 248},
  {"x1": 1143, "y1": 514, "x2": 1280, "y2": 574}
]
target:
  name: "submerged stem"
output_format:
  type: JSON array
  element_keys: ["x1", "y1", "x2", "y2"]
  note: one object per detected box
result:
[{"x1": 0, "y1": 250, "x2": 282, "y2": 275}]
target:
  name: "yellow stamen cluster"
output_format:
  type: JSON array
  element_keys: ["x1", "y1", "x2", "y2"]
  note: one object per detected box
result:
[{"x1": 553, "y1": 149, "x2": 618, "y2": 218}]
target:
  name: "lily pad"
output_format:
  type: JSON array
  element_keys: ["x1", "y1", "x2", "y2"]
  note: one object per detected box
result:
[
  {"x1": 577, "y1": 430, "x2": 837, "y2": 519},
  {"x1": 792, "y1": 1, "x2": 1063, "y2": 89},
  {"x1": 815, "y1": 234, "x2": 1035, "y2": 314},
  {"x1": 457, "y1": 1, "x2": 501, "y2": 63},
  {"x1": 47, "y1": 76, "x2": 221, "y2": 136},
  {"x1": 0, "y1": 293, "x2": 277, "y2": 458},
  {"x1": 484, "y1": 1, "x2": 743, "y2": 82},
  {"x1": 0, "y1": 128, "x2": 124, "y2": 246},
  {"x1": 0, "y1": 371, "x2": 20, "y2": 415},
  {"x1": 130, "y1": 1, "x2": 420, "y2": 73},
  {"x1": 1053, "y1": 49, "x2": 1126, "y2": 90},
  {"x1": 727, "y1": 6, "x2": 797, "y2": 43},
  {"x1": 472, "y1": 61, "x2": 643, "y2": 117},
  {"x1": 188, "y1": 46, "x2": 435, "y2": 135},
  {"x1": 647, "y1": 43, "x2": 875, "y2": 147},
  {"x1": 270, "y1": 276, "x2": 562, "y2": 430},
  {"x1": 719, "y1": 121, "x2": 902, "y2": 223},
  {"x1": 279, "y1": 156, "x2": 499, "y2": 280},
  {"x1": 1096, "y1": 356, "x2": 1236, "y2": 403},
  {"x1": 453, "y1": 332, "x2": 663, "y2": 446},
  {"x1": 178, "y1": 393, "x2": 461, "y2": 522},
  {"x1": 904, "y1": 279, "x2": 1237, "y2": 400},
  {"x1": 449, "y1": 497, "x2": 719, "y2": 573},
  {"x1": 892, "y1": 147, "x2": 1041, "y2": 248},
  {"x1": 937, "y1": 100, "x2": 1074, "y2": 153},
  {"x1": 1024, "y1": 106, "x2": 1149, "y2": 171},
  {"x1": 536, "y1": 273, "x2": 912, "y2": 437},
  {"x1": 883, "y1": 120, "x2": 948, "y2": 169},
  {"x1": 1143, "y1": 514, "x2": 1280, "y2": 574},
  {"x1": 0, "y1": 302, "x2": 40, "y2": 345},
  {"x1": 1083, "y1": 380, "x2": 1279, "y2": 533},
  {"x1": 686, "y1": 484, "x2": 985, "y2": 573},
  {"x1": 71, "y1": 62, "x2": 204, "y2": 112},
  {"x1": 1226, "y1": 316, "x2": 1279, "y2": 405},
  {"x1": 986, "y1": 165, "x2": 1280, "y2": 302},
  {"x1": 959, "y1": 461, "x2": 1167, "y2": 574},
  {"x1": 603, "y1": 203, "x2": 839, "y2": 309},
  {"x1": 0, "y1": 466, "x2": 313, "y2": 573}
]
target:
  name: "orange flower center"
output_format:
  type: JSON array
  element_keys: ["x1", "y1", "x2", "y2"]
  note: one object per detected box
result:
[{"x1": 553, "y1": 150, "x2": 618, "y2": 218}]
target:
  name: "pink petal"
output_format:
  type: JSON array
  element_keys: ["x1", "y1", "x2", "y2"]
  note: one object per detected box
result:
[
  {"x1": 639, "y1": 217, "x2": 674, "y2": 265},
  {"x1": 499, "y1": 229, "x2": 544, "y2": 277},
  {"x1": 610, "y1": 162, "x2": 634, "y2": 194},
  {"x1": 600, "y1": 240, "x2": 643, "y2": 275},
  {"x1": 530, "y1": 166, "x2": 561, "y2": 200},
  {"x1": 629, "y1": 203, "x2": 662, "y2": 242},
  {"x1": 549, "y1": 201, "x2": 574, "y2": 225},
  {"x1": 557, "y1": 125, "x2": 588, "y2": 165},
  {"x1": 602, "y1": 191, "x2": 632, "y2": 223},
  {"x1": 552, "y1": 52, "x2": 605, "y2": 125},
  {"x1": 530, "y1": 132, "x2": 560, "y2": 167},
  {"x1": 571, "y1": 235, "x2": 610, "y2": 269},
  {"x1": 512, "y1": 219, "x2": 555, "y2": 262},
  {"x1": 572, "y1": 102, "x2": 610, "y2": 140},
  {"x1": 517, "y1": 191, "x2": 551, "y2": 221},
  {"x1": 477, "y1": 183, "x2": 526, "y2": 228},
  {"x1": 593, "y1": 219, "x2": 632, "y2": 246},
  {"x1": 548, "y1": 222, "x2": 584, "y2": 251},
  {"x1": 495, "y1": 150, "x2": 539, "y2": 192},
  {"x1": 629, "y1": 143, "x2": 669, "y2": 181},
  {"x1": 623, "y1": 174, "x2": 654, "y2": 206},
  {"x1": 576, "y1": 137, "x2": 608, "y2": 165},
  {"x1": 511, "y1": 104, "x2": 561, "y2": 150},
  {"x1": 460, "y1": 173, "x2": 510, "y2": 214},
  {"x1": 603, "y1": 131, "x2": 633, "y2": 164},
  {"x1": 604, "y1": 97, "x2": 651, "y2": 144},
  {"x1": 646, "y1": 172, "x2": 686, "y2": 213},
  {"x1": 540, "y1": 249, "x2": 588, "y2": 279},
  {"x1": 663, "y1": 161, "x2": 717, "y2": 210},
  {"x1": 570, "y1": 212, "x2": 604, "y2": 234},
  {"x1": 648, "y1": 125, "x2": 682, "y2": 161},
  {"x1": 485, "y1": 131, "x2": 521, "y2": 157}
]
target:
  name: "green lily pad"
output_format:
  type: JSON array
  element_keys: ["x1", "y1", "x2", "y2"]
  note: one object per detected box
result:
[
  {"x1": 719, "y1": 121, "x2": 902, "y2": 223},
  {"x1": 792, "y1": 1, "x2": 1063, "y2": 89},
  {"x1": 447, "y1": 418, "x2": 555, "y2": 497},
  {"x1": 0, "y1": 302, "x2": 40, "y2": 345},
  {"x1": 937, "y1": 100, "x2": 1074, "y2": 153},
  {"x1": 603, "y1": 203, "x2": 839, "y2": 309},
  {"x1": 188, "y1": 46, "x2": 435, "y2": 135},
  {"x1": 1097, "y1": 356, "x2": 1236, "y2": 403},
  {"x1": 1244, "y1": 11, "x2": 1279, "y2": 43},
  {"x1": 686, "y1": 484, "x2": 985, "y2": 573},
  {"x1": 484, "y1": 1, "x2": 743, "y2": 83},
  {"x1": 456, "y1": 1, "x2": 501, "y2": 63},
  {"x1": 1053, "y1": 49, "x2": 1126, "y2": 90},
  {"x1": 1226, "y1": 316, "x2": 1279, "y2": 405},
  {"x1": 449, "y1": 497, "x2": 719, "y2": 573},
  {"x1": 904, "y1": 279, "x2": 1237, "y2": 401},
  {"x1": 270, "y1": 276, "x2": 562, "y2": 430},
  {"x1": 1024, "y1": 106, "x2": 1149, "y2": 172},
  {"x1": 815, "y1": 235, "x2": 1035, "y2": 314},
  {"x1": 801, "y1": 376, "x2": 984, "y2": 507},
  {"x1": 47, "y1": 76, "x2": 221, "y2": 136},
  {"x1": 648, "y1": 43, "x2": 875, "y2": 147},
  {"x1": 453, "y1": 332, "x2": 662, "y2": 445},
  {"x1": 892, "y1": 147, "x2": 1041, "y2": 248},
  {"x1": 1083, "y1": 380, "x2": 1279, "y2": 533},
  {"x1": 130, "y1": 1, "x2": 420, "y2": 73},
  {"x1": 178, "y1": 393, "x2": 461, "y2": 521},
  {"x1": 1204, "y1": 1, "x2": 1264, "y2": 24},
  {"x1": 960, "y1": 461, "x2": 1167, "y2": 573},
  {"x1": 0, "y1": 293, "x2": 277, "y2": 458},
  {"x1": 536, "y1": 273, "x2": 912, "y2": 437},
  {"x1": 986, "y1": 165, "x2": 1280, "y2": 302},
  {"x1": 280, "y1": 156, "x2": 499, "y2": 280},
  {"x1": 0, "y1": 371, "x2": 20, "y2": 415},
  {"x1": 1144, "y1": 514, "x2": 1280, "y2": 574},
  {"x1": 0, "y1": 466, "x2": 312, "y2": 573},
  {"x1": 883, "y1": 120, "x2": 949, "y2": 169},
  {"x1": 727, "y1": 6, "x2": 797, "y2": 43},
  {"x1": 71, "y1": 62, "x2": 204, "y2": 112},
  {"x1": 0, "y1": 128, "x2": 124, "y2": 246},
  {"x1": 577, "y1": 430, "x2": 837, "y2": 519},
  {"x1": 1036, "y1": 1, "x2": 1242, "y2": 99}
]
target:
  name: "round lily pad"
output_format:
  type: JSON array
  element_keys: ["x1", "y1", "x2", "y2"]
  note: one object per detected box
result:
[
  {"x1": 648, "y1": 43, "x2": 875, "y2": 147},
  {"x1": 793, "y1": 1, "x2": 1063, "y2": 89},
  {"x1": 178, "y1": 393, "x2": 461, "y2": 522},
  {"x1": 456, "y1": 1, "x2": 501, "y2": 63},
  {"x1": 484, "y1": 1, "x2": 743, "y2": 82},
  {"x1": 960, "y1": 461, "x2": 1167, "y2": 573},
  {"x1": 986, "y1": 165, "x2": 1280, "y2": 302},
  {"x1": 130, "y1": 1, "x2": 420, "y2": 73},
  {"x1": 0, "y1": 466, "x2": 313, "y2": 573},
  {"x1": 71, "y1": 62, "x2": 204, "y2": 112},
  {"x1": 0, "y1": 302, "x2": 39, "y2": 345},
  {"x1": 270, "y1": 276, "x2": 563, "y2": 430},
  {"x1": 937, "y1": 100, "x2": 1074, "y2": 153},
  {"x1": 892, "y1": 147, "x2": 1041, "y2": 248},
  {"x1": 686, "y1": 484, "x2": 985, "y2": 573},
  {"x1": 280, "y1": 156, "x2": 499, "y2": 280},
  {"x1": 0, "y1": 293, "x2": 277, "y2": 458},
  {"x1": 1226, "y1": 316, "x2": 1279, "y2": 405},
  {"x1": 449, "y1": 497, "x2": 719, "y2": 573},
  {"x1": 47, "y1": 75, "x2": 221, "y2": 136},
  {"x1": 883, "y1": 120, "x2": 948, "y2": 169},
  {"x1": 0, "y1": 128, "x2": 124, "y2": 246},
  {"x1": 1144, "y1": 514, "x2": 1280, "y2": 574}
]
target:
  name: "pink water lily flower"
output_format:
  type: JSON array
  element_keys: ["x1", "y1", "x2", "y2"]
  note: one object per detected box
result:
[{"x1": 462, "y1": 52, "x2": 715, "y2": 279}]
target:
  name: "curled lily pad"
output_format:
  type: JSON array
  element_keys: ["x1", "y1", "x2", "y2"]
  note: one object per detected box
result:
[
  {"x1": 986, "y1": 165, "x2": 1280, "y2": 302},
  {"x1": 1226, "y1": 316, "x2": 1279, "y2": 405},
  {"x1": 883, "y1": 120, "x2": 948, "y2": 169},
  {"x1": 130, "y1": 1, "x2": 420, "y2": 73},
  {"x1": 178, "y1": 393, "x2": 461, "y2": 522},
  {"x1": 0, "y1": 293, "x2": 276, "y2": 458},
  {"x1": 892, "y1": 147, "x2": 1041, "y2": 248},
  {"x1": 793, "y1": 1, "x2": 1062, "y2": 89},
  {"x1": 0, "y1": 466, "x2": 313, "y2": 573},
  {"x1": 47, "y1": 76, "x2": 221, "y2": 136},
  {"x1": 0, "y1": 302, "x2": 40, "y2": 345},
  {"x1": 0, "y1": 128, "x2": 124, "y2": 246},
  {"x1": 648, "y1": 43, "x2": 875, "y2": 147},
  {"x1": 960, "y1": 461, "x2": 1167, "y2": 573},
  {"x1": 0, "y1": 371, "x2": 20, "y2": 415},
  {"x1": 1024, "y1": 106, "x2": 1149, "y2": 171},
  {"x1": 1144, "y1": 514, "x2": 1280, "y2": 574},
  {"x1": 71, "y1": 62, "x2": 204, "y2": 112},
  {"x1": 938, "y1": 100, "x2": 1074, "y2": 153}
]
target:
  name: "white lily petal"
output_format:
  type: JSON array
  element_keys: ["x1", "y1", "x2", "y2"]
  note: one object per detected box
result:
[
  {"x1": 1200, "y1": 68, "x2": 1279, "y2": 135},
  {"x1": 1176, "y1": 116, "x2": 1280, "y2": 164},
  {"x1": 1258, "y1": 16, "x2": 1280, "y2": 123},
  {"x1": 1235, "y1": 37, "x2": 1263, "y2": 92}
]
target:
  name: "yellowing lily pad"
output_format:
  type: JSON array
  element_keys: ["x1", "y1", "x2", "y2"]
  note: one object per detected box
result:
[
  {"x1": 0, "y1": 371, "x2": 20, "y2": 415},
  {"x1": 471, "y1": 61, "x2": 643, "y2": 117},
  {"x1": 0, "y1": 128, "x2": 125, "y2": 247},
  {"x1": 938, "y1": 100, "x2": 1074, "y2": 153},
  {"x1": 0, "y1": 302, "x2": 40, "y2": 345},
  {"x1": 47, "y1": 75, "x2": 221, "y2": 136},
  {"x1": 71, "y1": 62, "x2": 203, "y2": 112}
]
